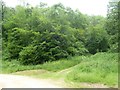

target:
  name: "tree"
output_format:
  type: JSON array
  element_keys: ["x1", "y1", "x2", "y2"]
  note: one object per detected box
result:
[
  {"x1": 2, "y1": 2, "x2": 111, "y2": 65},
  {"x1": 85, "y1": 15, "x2": 109, "y2": 54},
  {"x1": 106, "y1": 0, "x2": 119, "y2": 52}
]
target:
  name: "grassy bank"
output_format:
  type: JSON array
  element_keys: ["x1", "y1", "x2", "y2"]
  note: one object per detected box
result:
[
  {"x1": 1, "y1": 55, "x2": 86, "y2": 73},
  {"x1": 66, "y1": 53, "x2": 118, "y2": 86},
  {"x1": 1, "y1": 52, "x2": 118, "y2": 87}
]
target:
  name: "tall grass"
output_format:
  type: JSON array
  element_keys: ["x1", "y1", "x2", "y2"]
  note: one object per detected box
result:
[
  {"x1": 41, "y1": 56, "x2": 86, "y2": 71},
  {"x1": 1, "y1": 55, "x2": 85, "y2": 73},
  {"x1": 66, "y1": 52, "x2": 118, "y2": 86},
  {"x1": 1, "y1": 60, "x2": 41, "y2": 73}
]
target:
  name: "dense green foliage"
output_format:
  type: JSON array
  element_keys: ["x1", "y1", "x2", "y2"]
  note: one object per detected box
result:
[
  {"x1": 106, "y1": 1, "x2": 119, "y2": 52},
  {"x1": 1, "y1": 1, "x2": 118, "y2": 65}
]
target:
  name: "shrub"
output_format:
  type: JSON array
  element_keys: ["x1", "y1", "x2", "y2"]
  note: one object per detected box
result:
[{"x1": 7, "y1": 28, "x2": 39, "y2": 59}]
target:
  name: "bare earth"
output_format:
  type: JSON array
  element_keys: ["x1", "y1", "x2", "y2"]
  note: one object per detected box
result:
[{"x1": 0, "y1": 74, "x2": 61, "y2": 89}]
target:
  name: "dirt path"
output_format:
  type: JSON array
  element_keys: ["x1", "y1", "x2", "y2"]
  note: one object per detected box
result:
[
  {"x1": 10, "y1": 69, "x2": 110, "y2": 88},
  {"x1": 0, "y1": 74, "x2": 61, "y2": 89}
]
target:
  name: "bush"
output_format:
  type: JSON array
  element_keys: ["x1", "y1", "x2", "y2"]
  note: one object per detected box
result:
[
  {"x1": 19, "y1": 42, "x2": 68, "y2": 65},
  {"x1": 9, "y1": 28, "x2": 89, "y2": 65},
  {"x1": 85, "y1": 30, "x2": 109, "y2": 54},
  {"x1": 7, "y1": 28, "x2": 39, "y2": 59},
  {"x1": 19, "y1": 45, "x2": 37, "y2": 65}
]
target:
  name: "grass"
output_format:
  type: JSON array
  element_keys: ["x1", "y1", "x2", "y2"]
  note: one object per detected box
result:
[
  {"x1": 40, "y1": 56, "x2": 86, "y2": 71},
  {"x1": 66, "y1": 52, "x2": 118, "y2": 86},
  {"x1": 1, "y1": 55, "x2": 85, "y2": 73},
  {"x1": 1, "y1": 52, "x2": 118, "y2": 87}
]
